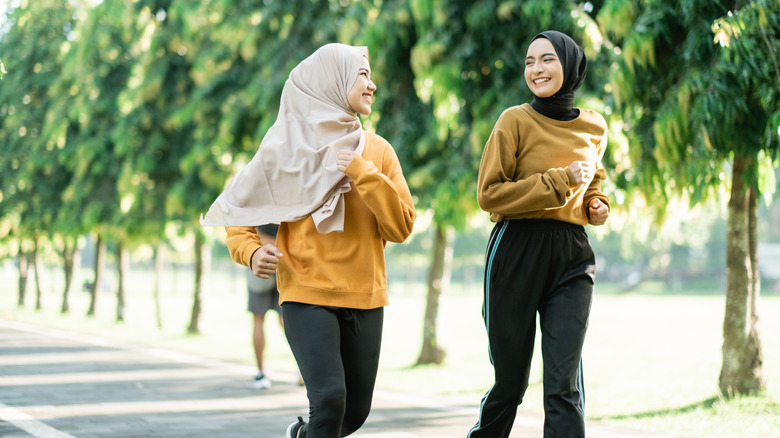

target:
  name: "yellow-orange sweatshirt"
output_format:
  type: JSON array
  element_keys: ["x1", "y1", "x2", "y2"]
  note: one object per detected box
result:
[
  {"x1": 477, "y1": 103, "x2": 609, "y2": 225},
  {"x1": 226, "y1": 131, "x2": 416, "y2": 309}
]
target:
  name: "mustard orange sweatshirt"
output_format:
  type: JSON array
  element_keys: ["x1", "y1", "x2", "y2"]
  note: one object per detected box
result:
[
  {"x1": 477, "y1": 103, "x2": 609, "y2": 225},
  {"x1": 227, "y1": 132, "x2": 416, "y2": 309}
]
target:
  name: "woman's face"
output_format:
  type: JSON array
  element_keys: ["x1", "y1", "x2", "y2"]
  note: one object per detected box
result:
[
  {"x1": 347, "y1": 56, "x2": 376, "y2": 115},
  {"x1": 524, "y1": 38, "x2": 564, "y2": 98}
]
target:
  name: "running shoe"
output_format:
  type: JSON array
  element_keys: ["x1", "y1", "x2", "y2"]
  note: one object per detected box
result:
[
  {"x1": 286, "y1": 416, "x2": 306, "y2": 438},
  {"x1": 248, "y1": 371, "x2": 272, "y2": 389}
]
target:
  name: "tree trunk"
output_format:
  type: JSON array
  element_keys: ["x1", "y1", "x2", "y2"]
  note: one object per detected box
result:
[
  {"x1": 153, "y1": 241, "x2": 164, "y2": 330},
  {"x1": 747, "y1": 174, "x2": 764, "y2": 381},
  {"x1": 187, "y1": 233, "x2": 205, "y2": 334},
  {"x1": 416, "y1": 224, "x2": 452, "y2": 365},
  {"x1": 61, "y1": 237, "x2": 77, "y2": 314},
  {"x1": 719, "y1": 153, "x2": 765, "y2": 396},
  {"x1": 87, "y1": 234, "x2": 106, "y2": 317},
  {"x1": 116, "y1": 242, "x2": 127, "y2": 323},
  {"x1": 32, "y1": 239, "x2": 42, "y2": 310},
  {"x1": 17, "y1": 248, "x2": 29, "y2": 307}
]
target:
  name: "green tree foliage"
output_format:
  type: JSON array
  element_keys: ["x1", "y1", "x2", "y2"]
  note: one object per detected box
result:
[
  {"x1": 106, "y1": 0, "x2": 223, "y2": 332},
  {"x1": 0, "y1": 6, "x2": 6, "y2": 79},
  {"x1": 42, "y1": 1, "x2": 143, "y2": 316},
  {"x1": 363, "y1": 0, "x2": 436, "y2": 204},
  {"x1": 598, "y1": 0, "x2": 779, "y2": 396},
  {"x1": 0, "y1": 0, "x2": 78, "y2": 308},
  {"x1": 600, "y1": 0, "x2": 779, "y2": 206}
]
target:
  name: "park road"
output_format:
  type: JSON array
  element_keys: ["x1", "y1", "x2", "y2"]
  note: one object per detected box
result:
[{"x1": 0, "y1": 319, "x2": 683, "y2": 437}]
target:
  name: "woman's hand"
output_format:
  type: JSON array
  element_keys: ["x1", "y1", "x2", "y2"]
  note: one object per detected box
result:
[
  {"x1": 588, "y1": 198, "x2": 609, "y2": 225},
  {"x1": 568, "y1": 161, "x2": 594, "y2": 186},
  {"x1": 337, "y1": 150, "x2": 359, "y2": 172},
  {"x1": 250, "y1": 244, "x2": 283, "y2": 279}
]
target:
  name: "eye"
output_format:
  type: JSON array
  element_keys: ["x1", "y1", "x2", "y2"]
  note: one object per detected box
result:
[{"x1": 543, "y1": 57, "x2": 556, "y2": 63}]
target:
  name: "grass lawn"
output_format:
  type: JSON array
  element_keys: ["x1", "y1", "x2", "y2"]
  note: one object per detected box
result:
[{"x1": 1, "y1": 261, "x2": 779, "y2": 437}]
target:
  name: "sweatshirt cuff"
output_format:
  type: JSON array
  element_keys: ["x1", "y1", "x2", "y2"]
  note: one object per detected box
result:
[
  {"x1": 345, "y1": 154, "x2": 375, "y2": 180},
  {"x1": 245, "y1": 245, "x2": 263, "y2": 267},
  {"x1": 564, "y1": 168, "x2": 578, "y2": 188}
]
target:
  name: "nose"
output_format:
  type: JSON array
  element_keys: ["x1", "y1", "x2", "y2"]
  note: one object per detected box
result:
[{"x1": 368, "y1": 79, "x2": 377, "y2": 91}]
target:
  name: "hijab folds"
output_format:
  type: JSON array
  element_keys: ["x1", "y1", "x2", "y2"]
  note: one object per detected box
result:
[
  {"x1": 529, "y1": 30, "x2": 587, "y2": 121},
  {"x1": 200, "y1": 43, "x2": 368, "y2": 233}
]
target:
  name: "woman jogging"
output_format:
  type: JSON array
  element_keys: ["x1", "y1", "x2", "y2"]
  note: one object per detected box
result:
[
  {"x1": 468, "y1": 30, "x2": 609, "y2": 438},
  {"x1": 201, "y1": 43, "x2": 416, "y2": 438}
]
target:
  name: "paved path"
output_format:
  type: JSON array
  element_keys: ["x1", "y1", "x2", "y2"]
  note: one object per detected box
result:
[{"x1": 0, "y1": 319, "x2": 681, "y2": 437}]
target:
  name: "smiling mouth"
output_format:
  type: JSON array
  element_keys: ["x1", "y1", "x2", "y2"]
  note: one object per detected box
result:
[
  {"x1": 363, "y1": 94, "x2": 373, "y2": 103},
  {"x1": 533, "y1": 78, "x2": 550, "y2": 85}
]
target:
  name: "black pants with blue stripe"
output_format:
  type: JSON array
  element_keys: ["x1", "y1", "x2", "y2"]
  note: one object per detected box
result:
[{"x1": 468, "y1": 219, "x2": 596, "y2": 438}]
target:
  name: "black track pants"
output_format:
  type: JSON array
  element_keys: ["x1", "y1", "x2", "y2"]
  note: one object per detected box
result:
[
  {"x1": 282, "y1": 302, "x2": 383, "y2": 438},
  {"x1": 468, "y1": 219, "x2": 595, "y2": 438}
]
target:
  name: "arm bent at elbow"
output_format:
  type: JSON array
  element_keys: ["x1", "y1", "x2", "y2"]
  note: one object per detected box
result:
[
  {"x1": 477, "y1": 168, "x2": 573, "y2": 216},
  {"x1": 347, "y1": 152, "x2": 417, "y2": 243}
]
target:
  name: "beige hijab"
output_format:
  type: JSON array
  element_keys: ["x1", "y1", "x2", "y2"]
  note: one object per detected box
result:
[{"x1": 200, "y1": 43, "x2": 368, "y2": 233}]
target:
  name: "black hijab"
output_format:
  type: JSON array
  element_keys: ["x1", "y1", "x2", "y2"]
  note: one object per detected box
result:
[{"x1": 529, "y1": 30, "x2": 587, "y2": 121}]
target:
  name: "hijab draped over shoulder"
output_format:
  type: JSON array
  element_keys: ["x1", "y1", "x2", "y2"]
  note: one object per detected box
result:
[
  {"x1": 200, "y1": 43, "x2": 368, "y2": 233},
  {"x1": 529, "y1": 30, "x2": 587, "y2": 121}
]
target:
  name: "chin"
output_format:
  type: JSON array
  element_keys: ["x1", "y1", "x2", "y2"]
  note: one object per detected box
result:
[{"x1": 532, "y1": 91, "x2": 554, "y2": 99}]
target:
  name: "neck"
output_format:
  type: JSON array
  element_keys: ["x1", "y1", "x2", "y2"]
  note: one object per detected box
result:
[{"x1": 530, "y1": 92, "x2": 576, "y2": 121}]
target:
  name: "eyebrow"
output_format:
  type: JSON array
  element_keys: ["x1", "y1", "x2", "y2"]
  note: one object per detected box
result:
[
  {"x1": 358, "y1": 67, "x2": 371, "y2": 74},
  {"x1": 525, "y1": 52, "x2": 558, "y2": 60}
]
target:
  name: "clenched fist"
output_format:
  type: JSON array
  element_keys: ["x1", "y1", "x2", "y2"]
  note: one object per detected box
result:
[{"x1": 588, "y1": 198, "x2": 609, "y2": 225}]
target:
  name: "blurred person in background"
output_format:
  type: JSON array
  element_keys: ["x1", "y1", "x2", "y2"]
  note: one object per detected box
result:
[{"x1": 245, "y1": 224, "x2": 283, "y2": 389}]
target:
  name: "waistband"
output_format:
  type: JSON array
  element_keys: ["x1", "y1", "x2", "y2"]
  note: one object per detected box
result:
[{"x1": 503, "y1": 218, "x2": 584, "y2": 232}]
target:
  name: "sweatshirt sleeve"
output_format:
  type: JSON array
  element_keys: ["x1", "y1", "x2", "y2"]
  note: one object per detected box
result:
[
  {"x1": 344, "y1": 141, "x2": 416, "y2": 243},
  {"x1": 477, "y1": 112, "x2": 574, "y2": 216},
  {"x1": 225, "y1": 226, "x2": 263, "y2": 267}
]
